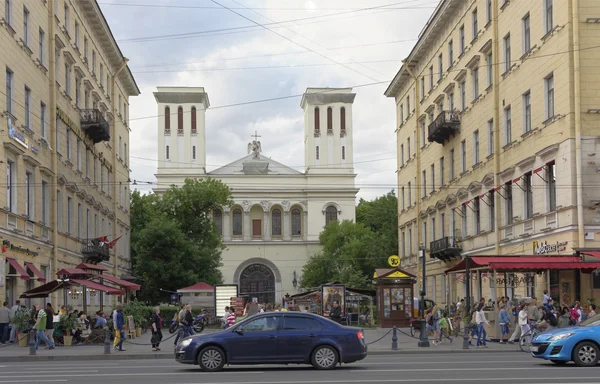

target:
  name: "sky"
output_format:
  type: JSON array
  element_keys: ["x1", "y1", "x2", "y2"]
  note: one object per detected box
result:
[{"x1": 98, "y1": 0, "x2": 437, "y2": 201}]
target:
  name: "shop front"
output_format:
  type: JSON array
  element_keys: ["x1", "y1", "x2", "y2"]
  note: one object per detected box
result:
[
  {"x1": 374, "y1": 267, "x2": 416, "y2": 328},
  {"x1": 1, "y1": 241, "x2": 49, "y2": 307}
]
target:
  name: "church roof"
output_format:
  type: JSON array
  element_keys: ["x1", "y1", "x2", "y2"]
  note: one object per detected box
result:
[{"x1": 209, "y1": 153, "x2": 304, "y2": 176}]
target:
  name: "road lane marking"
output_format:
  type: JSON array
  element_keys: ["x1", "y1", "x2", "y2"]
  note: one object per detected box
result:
[
  {"x1": 359, "y1": 360, "x2": 531, "y2": 365},
  {"x1": 176, "y1": 378, "x2": 600, "y2": 384},
  {"x1": 0, "y1": 372, "x2": 265, "y2": 379},
  {"x1": 0, "y1": 380, "x2": 68, "y2": 384},
  {"x1": 1, "y1": 371, "x2": 98, "y2": 375},
  {"x1": 354, "y1": 367, "x2": 599, "y2": 372}
]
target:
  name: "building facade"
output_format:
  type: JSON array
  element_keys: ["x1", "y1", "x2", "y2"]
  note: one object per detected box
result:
[
  {"x1": 0, "y1": 0, "x2": 139, "y2": 308},
  {"x1": 385, "y1": 0, "x2": 600, "y2": 307},
  {"x1": 154, "y1": 87, "x2": 358, "y2": 304}
]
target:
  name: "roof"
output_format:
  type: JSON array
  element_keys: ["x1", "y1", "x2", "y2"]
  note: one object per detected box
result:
[
  {"x1": 178, "y1": 282, "x2": 214, "y2": 292},
  {"x1": 76, "y1": 263, "x2": 109, "y2": 272},
  {"x1": 445, "y1": 256, "x2": 600, "y2": 274},
  {"x1": 209, "y1": 153, "x2": 303, "y2": 176},
  {"x1": 373, "y1": 267, "x2": 416, "y2": 279}
]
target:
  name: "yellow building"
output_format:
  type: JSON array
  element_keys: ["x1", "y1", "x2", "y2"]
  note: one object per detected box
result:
[
  {"x1": 0, "y1": 0, "x2": 139, "y2": 309},
  {"x1": 385, "y1": 0, "x2": 600, "y2": 308}
]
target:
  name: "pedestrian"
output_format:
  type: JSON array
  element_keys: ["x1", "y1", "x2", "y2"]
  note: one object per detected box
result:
[
  {"x1": 151, "y1": 307, "x2": 163, "y2": 351},
  {"x1": 569, "y1": 302, "x2": 581, "y2": 325},
  {"x1": 558, "y1": 306, "x2": 570, "y2": 328},
  {"x1": 498, "y1": 303, "x2": 511, "y2": 344},
  {"x1": 44, "y1": 303, "x2": 55, "y2": 347},
  {"x1": 475, "y1": 303, "x2": 489, "y2": 348},
  {"x1": 33, "y1": 305, "x2": 55, "y2": 350},
  {"x1": 518, "y1": 303, "x2": 530, "y2": 340},
  {"x1": 0, "y1": 301, "x2": 10, "y2": 344},
  {"x1": 173, "y1": 304, "x2": 188, "y2": 347},
  {"x1": 542, "y1": 290, "x2": 551, "y2": 306},
  {"x1": 226, "y1": 307, "x2": 237, "y2": 328},
  {"x1": 507, "y1": 302, "x2": 523, "y2": 344},
  {"x1": 329, "y1": 300, "x2": 342, "y2": 323},
  {"x1": 588, "y1": 304, "x2": 597, "y2": 319},
  {"x1": 182, "y1": 304, "x2": 195, "y2": 337},
  {"x1": 8, "y1": 300, "x2": 20, "y2": 343},
  {"x1": 436, "y1": 312, "x2": 453, "y2": 344},
  {"x1": 221, "y1": 306, "x2": 230, "y2": 329},
  {"x1": 112, "y1": 307, "x2": 120, "y2": 348},
  {"x1": 114, "y1": 304, "x2": 126, "y2": 352},
  {"x1": 538, "y1": 304, "x2": 557, "y2": 331}
]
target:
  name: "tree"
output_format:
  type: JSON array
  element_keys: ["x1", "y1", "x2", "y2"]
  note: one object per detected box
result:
[{"x1": 356, "y1": 190, "x2": 398, "y2": 258}]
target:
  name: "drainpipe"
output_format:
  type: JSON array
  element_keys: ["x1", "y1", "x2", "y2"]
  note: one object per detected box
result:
[
  {"x1": 492, "y1": 0, "x2": 502, "y2": 299},
  {"x1": 110, "y1": 59, "x2": 129, "y2": 279},
  {"x1": 572, "y1": 0, "x2": 585, "y2": 251}
]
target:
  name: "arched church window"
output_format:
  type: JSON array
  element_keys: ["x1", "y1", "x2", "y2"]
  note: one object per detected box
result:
[
  {"x1": 232, "y1": 209, "x2": 242, "y2": 236},
  {"x1": 316, "y1": 146, "x2": 320, "y2": 160},
  {"x1": 192, "y1": 146, "x2": 196, "y2": 160},
  {"x1": 327, "y1": 107, "x2": 333, "y2": 133},
  {"x1": 314, "y1": 107, "x2": 320, "y2": 132},
  {"x1": 271, "y1": 209, "x2": 282, "y2": 237},
  {"x1": 291, "y1": 208, "x2": 301, "y2": 236},
  {"x1": 177, "y1": 107, "x2": 183, "y2": 133},
  {"x1": 164, "y1": 106, "x2": 170, "y2": 131},
  {"x1": 325, "y1": 206, "x2": 338, "y2": 225},
  {"x1": 213, "y1": 209, "x2": 223, "y2": 235},
  {"x1": 340, "y1": 107, "x2": 346, "y2": 131},
  {"x1": 342, "y1": 146, "x2": 345, "y2": 160},
  {"x1": 191, "y1": 106, "x2": 197, "y2": 133},
  {"x1": 165, "y1": 145, "x2": 169, "y2": 160}
]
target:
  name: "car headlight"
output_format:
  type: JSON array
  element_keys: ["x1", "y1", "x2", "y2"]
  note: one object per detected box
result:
[
  {"x1": 548, "y1": 333, "x2": 575, "y2": 341},
  {"x1": 179, "y1": 338, "x2": 193, "y2": 348}
]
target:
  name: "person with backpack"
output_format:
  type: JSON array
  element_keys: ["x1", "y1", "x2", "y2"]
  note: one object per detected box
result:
[
  {"x1": 538, "y1": 305, "x2": 557, "y2": 331},
  {"x1": 569, "y1": 302, "x2": 581, "y2": 326}
]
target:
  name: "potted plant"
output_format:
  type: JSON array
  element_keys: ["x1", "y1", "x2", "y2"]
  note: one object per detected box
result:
[
  {"x1": 11, "y1": 308, "x2": 33, "y2": 347},
  {"x1": 58, "y1": 314, "x2": 79, "y2": 347}
]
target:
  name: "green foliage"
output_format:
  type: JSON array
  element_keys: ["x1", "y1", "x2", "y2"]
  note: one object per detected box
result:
[
  {"x1": 356, "y1": 190, "x2": 398, "y2": 258},
  {"x1": 123, "y1": 299, "x2": 152, "y2": 328},
  {"x1": 58, "y1": 312, "x2": 80, "y2": 333},
  {"x1": 11, "y1": 307, "x2": 33, "y2": 332},
  {"x1": 130, "y1": 178, "x2": 232, "y2": 304}
]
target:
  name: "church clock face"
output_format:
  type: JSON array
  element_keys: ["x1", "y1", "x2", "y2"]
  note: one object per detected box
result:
[{"x1": 240, "y1": 264, "x2": 275, "y2": 305}]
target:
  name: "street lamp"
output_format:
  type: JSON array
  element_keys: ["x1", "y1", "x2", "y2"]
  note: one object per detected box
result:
[
  {"x1": 57, "y1": 277, "x2": 70, "y2": 308},
  {"x1": 418, "y1": 245, "x2": 430, "y2": 347},
  {"x1": 462, "y1": 256, "x2": 471, "y2": 350}
]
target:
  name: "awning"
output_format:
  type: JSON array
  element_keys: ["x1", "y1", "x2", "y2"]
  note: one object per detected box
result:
[
  {"x1": 445, "y1": 256, "x2": 600, "y2": 274},
  {"x1": 583, "y1": 251, "x2": 600, "y2": 259},
  {"x1": 25, "y1": 262, "x2": 46, "y2": 282},
  {"x1": 76, "y1": 263, "x2": 109, "y2": 272},
  {"x1": 6, "y1": 258, "x2": 30, "y2": 280},
  {"x1": 94, "y1": 274, "x2": 141, "y2": 291},
  {"x1": 70, "y1": 279, "x2": 125, "y2": 295},
  {"x1": 20, "y1": 280, "x2": 67, "y2": 298},
  {"x1": 56, "y1": 268, "x2": 89, "y2": 276}
]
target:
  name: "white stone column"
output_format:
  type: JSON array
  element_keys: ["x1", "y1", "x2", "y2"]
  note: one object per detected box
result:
[
  {"x1": 223, "y1": 211, "x2": 231, "y2": 241},
  {"x1": 243, "y1": 211, "x2": 251, "y2": 241},
  {"x1": 263, "y1": 212, "x2": 271, "y2": 241},
  {"x1": 283, "y1": 211, "x2": 291, "y2": 241}
]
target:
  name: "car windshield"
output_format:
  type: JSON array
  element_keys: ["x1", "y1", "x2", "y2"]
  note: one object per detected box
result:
[{"x1": 580, "y1": 314, "x2": 600, "y2": 327}]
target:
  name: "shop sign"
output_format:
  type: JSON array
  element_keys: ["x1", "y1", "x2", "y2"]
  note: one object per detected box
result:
[
  {"x1": 2, "y1": 240, "x2": 39, "y2": 257},
  {"x1": 0, "y1": 257, "x2": 5, "y2": 287},
  {"x1": 533, "y1": 240, "x2": 568, "y2": 255},
  {"x1": 8, "y1": 119, "x2": 29, "y2": 149},
  {"x1": 496, "y1": 274, "x2": 535, "y2": 287}
]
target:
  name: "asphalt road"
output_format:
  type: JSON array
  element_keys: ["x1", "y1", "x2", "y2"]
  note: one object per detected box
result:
[{"x1": 2, "y1": 353, "x2": 600, "y2": 384}]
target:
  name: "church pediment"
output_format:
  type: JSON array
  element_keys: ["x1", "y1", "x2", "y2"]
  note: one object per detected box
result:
[{"x1": 209, "y1": 153, "x2": 303, "y2": 176}]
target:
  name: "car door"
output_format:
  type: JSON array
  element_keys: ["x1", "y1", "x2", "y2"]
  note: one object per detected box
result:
[
  {"x1": 226, "y1": 315, "x2": 280, "y2": 363},
  {"x1": 277, "y1": 316, "x2": 323, "y2": 362}
]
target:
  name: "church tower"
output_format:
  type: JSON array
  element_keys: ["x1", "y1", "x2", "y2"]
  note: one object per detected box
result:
[
  {"x1": 300, "y1": 88, "x2": 356, "y2": 174},
  {"x1": 154, "y1": 87, "x2": 209, "y2": 181}
]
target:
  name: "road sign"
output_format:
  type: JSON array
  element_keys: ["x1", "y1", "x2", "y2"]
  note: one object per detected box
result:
[{"x1": 388, "y1": 255, "x2": 400, "y2": 267}]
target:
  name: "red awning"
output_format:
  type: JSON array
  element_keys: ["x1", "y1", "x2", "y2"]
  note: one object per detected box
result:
[
  {"x1": 70, "y1": 279, "x2": 125, "y2": 295},
  {"x1": 489, "y1": 261, "x2": 600, "y2": 273},
  {"x1": 76, "y1": 263, "x2": 109, "y2": 272},
  {"x1": 95, "y1": 274, "x2": 141, "y2": 291},
  {"x1": 583, "y1": 251, "x2": 600, "y2": 259},
  {"x1": 6, "y1": 258, "x2": 30, "y2": 280},
  {"x1": 56, "y1": 268, "x2": 89, "y2": 276},
  {"x1": 445, "y1": 256, "x2": 584, "y2": 274},
  {"x1": 25, "y1": 262, "x2": 46, "y2": 282},
  {"x1": 20, "y1": 280, "x2": 67, "y2": 298}
]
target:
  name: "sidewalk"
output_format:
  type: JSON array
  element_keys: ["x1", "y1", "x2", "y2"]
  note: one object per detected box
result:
[{"x1": 0, "y1": 327, "x2": 521, "y2": 362}]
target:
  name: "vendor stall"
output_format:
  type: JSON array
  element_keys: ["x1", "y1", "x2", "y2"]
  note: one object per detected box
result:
[{"x1": 374, "y1": 267, "x2": 416, "y2": 328}]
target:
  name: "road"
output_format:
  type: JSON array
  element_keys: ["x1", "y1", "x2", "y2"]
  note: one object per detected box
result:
[{"x1": 1, "y1": 353, "x2": 599, "y2": 384}]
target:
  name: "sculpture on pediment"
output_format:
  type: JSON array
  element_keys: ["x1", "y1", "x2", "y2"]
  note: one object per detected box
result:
[
  {"x1": 241, "y1": 200, "x2": 252, "y2": 212},
  {"x1": 298, "y1": 200, "x2": 308, "y2": 210},
  {"x1": 281, "y1": 200, "x2": 291, "y2": 211},
  {"x1": 260, "y1": 200, "x2": 270, "y2": 211},
  {"x1": 247, "y1": 130, "x2": 262, "y2": 159}
]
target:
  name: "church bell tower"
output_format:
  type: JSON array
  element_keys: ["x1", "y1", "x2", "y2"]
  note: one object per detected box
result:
[{"x1": 300, "y1": 88, "x2": 356, "y2": 174}]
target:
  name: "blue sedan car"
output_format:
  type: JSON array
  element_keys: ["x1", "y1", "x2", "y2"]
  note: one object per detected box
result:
[
  {"x1": 175, "y1": 312, "x2": 368, "y2": 371},
  {"x1": 531, "y1": 314, "x2": 600, "y2": 366}
]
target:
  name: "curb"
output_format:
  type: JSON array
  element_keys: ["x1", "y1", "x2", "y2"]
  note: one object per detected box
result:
[{"x1": 367, "y1": 348, "x2": 519, "y2": 355}]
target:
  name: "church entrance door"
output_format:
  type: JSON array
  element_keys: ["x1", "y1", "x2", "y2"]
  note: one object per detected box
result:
[{"x1": 240, "y1": 263, "x2": 275, "y2": 305}]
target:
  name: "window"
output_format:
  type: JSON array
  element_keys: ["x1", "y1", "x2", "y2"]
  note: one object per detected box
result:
[
  {"x1": 505, "y1": 182, "x2": 513, "y2": 224},
  {"x1": 544, "y1": 0, "x2": 553, "y2": 34},
  {"x1": 429, "y1": 66, "x2": 434, "y2": 90},
  {"x1": 86, "y1": 149, "x2": 90, "y2": 178},
  {"x1": 431, "y1": 217, "x2": 436, "y2": 242},
  {"x1": 503, "y1": 34, "x2": 511, "y2": 73},
  {"x1": 486, "y1": 52, "x2": 492, "y2": 87},
  {"x1": 84, "y1": 37, "x2": 88, "y2": 62},
  {"x1": 545, "y1": 73, "x2": 555, "y2": 119},
  {"x1": 401, "y1": 187, "x2": 405, "y2": 210},
  {"x1": 399, "y1": 104, "x2": 404, "y2": 123},
  {"x1": 64, "y1": 5, "x2": 70, "y2": 33},
  {"x1": 6, "y1": 160, "x2": 16, "y2": 212},
  {"x1": 164, "y1": 106, "x2": 170, "y2": 130},
  {"x1": 524, "y1": 172, "x2": 533, "y2": 219},
  {"x1": 459, "y1": 80, "x2": 466, "y2": 111},
  {"x1": 57, "y1": 190, "x2": 62, "y2": 232},
  {"x1": 422, "y1": 221, "x2": 427, "y2": 249},
  {"x1": 291, "y1": 208, "x2": 302, "y2": 236},
  {"x1": 401, "y1": 231, "x2": 406, "y2": 259},
  {"x1": 430, "y1": 164, "x2": 435, "y2": 192},
  {"x1": 547, "y1": 161, "x2": 557, "y2": 211},
  {"x1": 119, "y1": 182, "x2": 122, "y2": 207},
  {"x1": 420, "y1": 77, "x2": 425, "y2": 100},
  {"x1": 422, "y1": 170, "x2": 427, "y2": 197},
  {"x1": 271, "y1": 209, "x2": 282, "y2": 236},
  {"x1": 283, "y1": 316, "x2": 322, "y2": 331},
  {"x1": 93, "y1": 157, "x2": 96, "y2": 184},
  {"x1": 240, "y1": 316, "x2": 279, "y2": 332},
  {"x1": 440, "y1": 212, "x2": 445, "y2": 237},
  {"x1": 67, "y1": 196, "x2": 72, "y2": 234},
  {"x1": 487, "y1": 119, "x2": 494, "y2": 156},
  {"x1": 76, "y1": 76, "x2": 82, "y2": 106},
  {"x1": 165, "y1": 145, "x2": 169, "y2": 160},
  {"x1": 41, "y1": 180, "x2": 48, "y2": 225},
  {"x1": 65, "y1": 63, "x2": 70, "y2": 96},
  {"x1": 448, "y1": 40, "x2": 454, "y2": 66},
  {"x1": 489, "y1": 190, "x2": 495, "y2": 231},
  {"x1": 327, "y1": 107, "x2": 332, "y2": 132},
  {"x1": 474, "y1": 197, "x2": 481, "y2": 234},
  {"x1": 177, "y1": 107, "x2": 183, "y2": 132},
  {"x1": 325, "y1": 206, "x2": 338, "y2": 225},
  {"x1": 5, "y1": 68, "x2": 13, "y2": 114},
  {"x1": 408, "y1": 228, "x2": 413, "y2": 256},
  {"x1": 23, "y1": 7, "x2": 29, "y2": 45},
  {"x1": 340, "y1": 107, "x2": 346, "y2": 132},
  {"x1": 77, "y1": 203, "x2": 82, "y2": 238},
  {"x1": 92, "y1": 51, "x2": 96, "y2": 73},
  {"x1": 486, "y1": 0, "x2": 492, "y2": 24},
  {"x1": 24, "y1": 86, "x2": 31, "y2": 128},
  {"x1": 451, "y1": 211, "x2": 456, "y2": 238},
  {"x1": 55, "y1": 49, "x2": 60, "y2": 82},
  {"x1": 472, "y1": 68, "x2": 479, "y2": 100},
  {"x1": 450, "y1": 149, "x2": 455, "y2": 179},
  {"x1": 400, "y1": 144, "x2": 404, "y2": 166},
  {"x1": 76, "y1": 139, "x2": 81, "y2": 170},
  {"x1": 408, "y1": 181, "x2": 412, "y2": 206},
  {"x1": 460, "y1": 140, "x2": 466, "y2": 173},
  {"x1": 55, "y1": 116, "x2": 60, "y2": 152},
  {"x1": 192, "y1": 145, "x2": 196, "y2": 160},
  {"x1": 66, "y1": 127, "x2": 71, "y2": 160},
  {"x1": 406, "y1": 95, "x2": 411, "y2": 115},
  {"x1": 4, "y1": 0, "x2": 11, "y2": 25},
  {"x1": 472, "y1": 8, "x2": 478, "y2": 40},
  {"x1": 315, "y1": 146, "x2": 319, "y2": 160},
  {"x1": 25, "y1": 171, "x2": 32, "y2": 218},
  {"x1": 84, "y1": 89, "x2": 89, "y2": 109},
  {"x1": 232, "y1": 209, "x2": 242, "y2": 236},
  {"x1": 191, "y1": 106, "x2": 197, "y2": 132},
  {"x1": 86, "y1": 208, "x2": 90, "y2": 238},
  {"x1": 314, "y1": 107, "x2": 320, "y2": 131},
  {"x1": 461, "y1": 204, "x2": 468, "y2": 237},
  {"x1": 342, "y1": 146, "x2": 345, "y2": 160},
  {"x1": 407, "y1": 137, "x2": 411, "y2": 160},
  {"x1": 100, "y1": 64, "x2": 104, "y2": 87},
  {"x1": 459, "y1": 25, "x2": 465, "y2": 54},
  {"x1": 504, "y1": 106, "x2": 512, "y2": 145},
  {"x1": 438, "y1": 54, "x2": 443, "y2": 80},
  {"x1": 420, "y1": 120, "x2": 426, "y2": 148},
  {"x1": 39, "y1": 28, "x2": 45, "y2": 66},
  {"x1": 440, "y1": 157, "x2": 445, "y2": 186},
  {"x1": 522, "y1": 14, "x2": 531, "y2": 54},
  {"x1": 74, "y1": 22, "x2": 79, "y2": 48},
  {"x1": 473, "y1": 130, "x2": 479, "y2": 164},
  {"x1": 523, "y1": 91, "x2": 531, "y2": 133},
  {"x1": 448, "y1": 92, "x2": 454, "y2": 111},
  {"x1": 212, "y1": 209, "x2": 223, "y2": 235}
]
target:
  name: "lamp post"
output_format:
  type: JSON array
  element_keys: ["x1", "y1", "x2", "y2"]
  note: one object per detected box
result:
[
  {"x1": 418, "y1": 245, "x2": 430, "y2": 347},
  {"x1": 57, "y1": 277, "x2": 69, "y2": 308},
  {"x1": 462, "y1": 256, "x2": 471, "y2": 350}
]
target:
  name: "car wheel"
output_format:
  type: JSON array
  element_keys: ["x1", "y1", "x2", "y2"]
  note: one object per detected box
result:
[
  {"x1": 573, "y1": 342, "x2": 600, "y2": 367},
  {"x1": 197, "y1": 346, "x2": 226, "y2": 372},
  {"x1": 550, "y1": 360, "x2": 567, "y2": 365},
  {"x1": 311, "y1": 345, "x2": 339, "y2": 370}
]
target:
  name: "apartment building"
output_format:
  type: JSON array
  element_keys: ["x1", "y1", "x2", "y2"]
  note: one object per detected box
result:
[
  {"x1": 385, "y1": 0, "x2": 600, "y2": 307},
  {"x1": 0, "y1": 0, "x2": 139, "y2": 308}
]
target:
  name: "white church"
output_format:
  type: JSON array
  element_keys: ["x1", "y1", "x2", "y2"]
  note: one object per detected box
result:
[{"x1": 153, "y1": 87, "x2": 358, "y2": 304}]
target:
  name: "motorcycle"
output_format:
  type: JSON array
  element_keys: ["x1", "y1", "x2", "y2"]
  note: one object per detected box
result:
[{"x1": 168, "y1": 314, "x2": 206, "y2": 334}]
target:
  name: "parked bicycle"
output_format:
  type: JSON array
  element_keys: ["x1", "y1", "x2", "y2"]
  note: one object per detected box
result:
[{"x1": 519, "y1": 322, "x2": 541, "y2": 352}]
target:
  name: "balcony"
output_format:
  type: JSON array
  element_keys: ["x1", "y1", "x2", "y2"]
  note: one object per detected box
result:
[
  {"x1": 80, "y1": 109, "x2": 110, "y2": 144},
  {"x1": 429, "y1": 236, "x2": 462, "y2": 261},
  {"x1": 428, "y1": 111, "x2": 460, "y2": 144},
  {"x1": 81, "y1": 238, "x2": 110, "y2": 264}
]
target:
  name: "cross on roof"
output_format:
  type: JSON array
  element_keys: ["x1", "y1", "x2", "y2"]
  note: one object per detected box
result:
[{"x1": 251, "y1": 130, "x2": 261, "y2": 141}]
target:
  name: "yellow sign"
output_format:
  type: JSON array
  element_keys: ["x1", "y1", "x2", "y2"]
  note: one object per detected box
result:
[
  {"x1": 388, "y1": 255, "x2": 400, "y2": 267},
  {"x1": 387, "y1": 271, "x2": 409, "y2": 278}
]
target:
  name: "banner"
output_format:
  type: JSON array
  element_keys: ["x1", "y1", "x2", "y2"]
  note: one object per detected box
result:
[{"x1": 322, "y1": 284, "x2": 346, "y2": 317}]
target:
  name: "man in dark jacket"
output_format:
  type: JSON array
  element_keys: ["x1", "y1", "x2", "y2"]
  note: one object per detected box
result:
[
  {"x1": 44, "y1": 303, "x2": 55, "y2": 346},
  {"x1": 329, "y1": 301, "x2": 342, "y2": 323},
  {"x1": 114, "y1": 304, "x2": 126, "y2": 352}
]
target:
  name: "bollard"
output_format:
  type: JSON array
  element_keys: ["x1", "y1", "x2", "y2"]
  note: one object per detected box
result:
[
  {"x1": 28, "y1": 331, "x2": 36, "y2": 356},
  {"x1": 391, "y1": 326, "x2": 398, "y2": 351},
  {"x1": 104, "y1": 327, "x2": 111, "y2": 355}
]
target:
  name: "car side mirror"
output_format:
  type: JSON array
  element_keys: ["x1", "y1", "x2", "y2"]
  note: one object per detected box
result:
[{"x1": 234, "y1": 327, "x2": 243, "y2": 334}]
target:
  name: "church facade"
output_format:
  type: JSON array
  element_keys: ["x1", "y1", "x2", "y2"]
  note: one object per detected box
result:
[{"x1": 153, "y1": 87, "x2": 359, "y2": 304}]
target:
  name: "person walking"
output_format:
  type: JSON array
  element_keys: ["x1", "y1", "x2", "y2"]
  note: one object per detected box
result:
[
  {"x1": 33, "y1": 305, "x2": 55, "y2": 350},
  {"x1": 8, "y1": 300, "x2": 20, "y2": 343},
  {"x1": 517, "y1": 303, "x2": 530, "y2": 340},
  {"x1": 151, "y1": 307, "x2": 163, "y2": 351},
  {"x1": 498, "y1": 303, "x2": 511, "y2": 344},
  {"x1": 114, "y1": 304, "x2": 126, "y2": 352},
  {"x1": 43, "y1": 303, "x2": 55, "y2": 347},
  {"x1": 0, "y1": 302, "x2": 10, "y2": 344},
  {"x1": 475, "y1": 303, "x2": 489, "y2": 348},
  {"x1": 112, "y1": 307, "x2": 120, "y2": 348}
]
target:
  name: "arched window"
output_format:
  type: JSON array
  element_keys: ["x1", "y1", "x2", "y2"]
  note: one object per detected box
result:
[
  {"x1": 325, "y1": 206, "x2": 338, "y2": 225},
  {"x1": 291, "y1": 208, "x2": 301, "y2": 236},
  {"x1": 342, "y1": 146, "x2": 345, "y2": 160},
  {"x1": 213, "y1": 209, "x2": 223, "y2": 235},
  {"x1": 271, "y1": 209, "x2": 282, "y2": 237},
  {"x1": 340, "y1": 107, "x2": 346, "y2": 135},
  {"x1": 177, "y1": 106, "x2": 183, "y2": 133},
  {"x1": 191, "y1": 106, "x2": 197, "y2": 133},
  {"x1": 164, "y1": 106, "x2": 170, "y2": 131},
  {"x1": 165, "y1": 145, "x2": 169, "y2": 160},
  {"x1": 316, "y1": 146, "x2": 320, "y2": 160},
  {"x1": 192, "y1": 145, "x2": 196, "y2": 160},
  {"x1": 327, "y1": 107, "x2": 333, "y2": 132},
  {"x1": 232, "y1": 209, "x2": 242, "y2": 236},
  {"x1": 314, "y1": 107, "x2": 320, "y2": 131}
]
